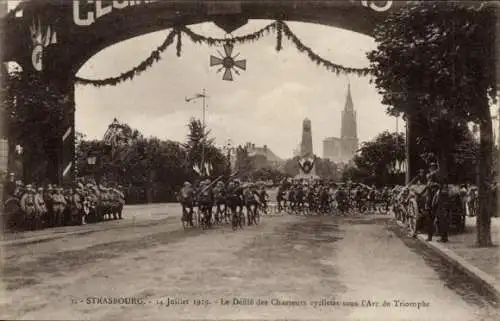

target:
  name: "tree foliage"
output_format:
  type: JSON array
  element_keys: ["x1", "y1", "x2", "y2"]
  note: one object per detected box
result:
[
  {"x1": 344, "y1": 131, "x2": 405, "y2": 186},
  {"x1": 76, "y1": 119, "x2": 228, "y2": 203},
  {"x1": 367, "y1": 1, "x2": 497, "y2": 246},
  {"x1": 315, "y1": 158, "x2": 340, "y2": 181}
]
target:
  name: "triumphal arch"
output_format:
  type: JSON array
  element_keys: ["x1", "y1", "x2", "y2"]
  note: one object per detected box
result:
[{"x1": 1, "y1": 0, "x2": 425, "y2": 185}]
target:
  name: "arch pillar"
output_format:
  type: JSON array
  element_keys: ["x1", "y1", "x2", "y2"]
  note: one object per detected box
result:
[
  {"x1": 14, "y1": 56, "x2": 75, "y2": 186},
  {"x1": 44, "y1": 50, "x2": 76, "y2": 187}
]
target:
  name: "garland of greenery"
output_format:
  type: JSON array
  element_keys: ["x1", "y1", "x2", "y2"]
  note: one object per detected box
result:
[
  {"x1": 280, "y1": 22, "x2": 372, "y2": 76},
  {"x1": 75, "y1": 20, "x2": 371, "y2": 86},
  {"x1": 75, "y1": 29, "x2": 177, "y2": 87},
  {"x1": 75, "y1": 22, "x2": 279, "y2": 86},
  {"x1": 180, "y1": 21, "x2": 278, "y2": 46},
  {"x1": 276, "y1": 20, "x2": 283, "y2": 52},
  {"x1": 176, "y1": 28, "x2": 182, "y2": 57}
]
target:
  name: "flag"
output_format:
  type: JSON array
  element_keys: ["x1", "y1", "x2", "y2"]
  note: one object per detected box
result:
[{"x1": 185, "y1": 93, "x2": 206, "y2": 102}]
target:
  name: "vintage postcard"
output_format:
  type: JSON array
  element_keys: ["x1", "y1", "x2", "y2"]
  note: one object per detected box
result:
[{"x1": 0, "y1": 0, "x2": 499, "y2": 320}]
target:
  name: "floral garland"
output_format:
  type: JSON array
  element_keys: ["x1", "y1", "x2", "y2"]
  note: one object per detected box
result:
[
  {"x1": 280, "y1": 22, "x2": 372, "y2": 77},
  {"x1": 180, "y1": 21, "x2": 279, "y2": 46},
  {"x1": 75, "y1": 29, "x2": 177, "y2": 87},
  {"x1": 75, "y1": 20, "x2": 372, "y2": 87}
]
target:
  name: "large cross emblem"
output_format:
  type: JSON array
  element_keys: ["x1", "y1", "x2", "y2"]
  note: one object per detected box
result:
[{"x1": 210, "y1": 43, "x2": 246, "y2": 81}]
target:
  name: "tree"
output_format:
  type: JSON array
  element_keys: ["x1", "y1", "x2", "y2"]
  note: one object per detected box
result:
[
  {"x1": 283, "y1": 156, "x2": 300, "y2": 177},
  {"x1": 315, "y1": 158, "x2": 340, "y2": 181},
  {"x1": 183, "y1": 118, "x2": 216, "y2": 177},
  {"x1": 367, "y1": 2, "x2": 497, "y2": 246},
  {"x1": 249, "y1": 166, "x2": 288, "y2": 183},
  {"x1": 344, "y1": 131, "x2": 405, "y2": 186}
]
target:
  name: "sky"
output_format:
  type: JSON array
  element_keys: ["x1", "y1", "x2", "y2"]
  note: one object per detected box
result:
[{"x1": 74, "y1": 20, "x2": 398, "y2": 160}]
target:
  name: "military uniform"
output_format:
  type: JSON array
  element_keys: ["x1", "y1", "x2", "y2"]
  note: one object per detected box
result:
[
  {"x1": 113, "y1": 186, "x2": 125, "y2": 219},
  {"x1": 180, "y1": 182, "x2": 194, "y2": 226},
  {"x1": 34, "y1": 188, "x2": 47, "y2": 228},
  {"x1": 73, "y1": 187, "x2": 85, "y2": 224},
  {"x1": 44, "y1": 186, "x2": 54, "y2": 227},
  {"x1": 52, "y1": 188, "x2": 67, "y2": 227},
  {"x1": 4, "y1": 173, "x2": 16, "y2": 201},
  {"x1": 20, "y1": 185, "x2": 36, "y2": 229},
  {"x1": 424, "y1": 165, "x2": 448, "y2": 242}
]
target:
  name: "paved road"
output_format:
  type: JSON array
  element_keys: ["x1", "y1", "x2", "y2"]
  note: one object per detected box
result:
[{"x1": 1, "y1": 204, "x2": 498, "y2": 320}]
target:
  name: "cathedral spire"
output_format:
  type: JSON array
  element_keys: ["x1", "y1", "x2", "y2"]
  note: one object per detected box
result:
[
  {"x1": 345, "y1": 80, "x2": 354, "y2": 113},
  {"x1": 341, "y1": 83, "x2": 357, "y2": 140}
]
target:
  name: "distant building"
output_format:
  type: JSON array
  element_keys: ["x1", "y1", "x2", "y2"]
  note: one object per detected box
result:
[
  {"x1": 323, "y1": 83, "x2": 359, "y2": 163},
  {"x1": 246, "y1": 143, "x2": 285, "y2": 170},
  {"x1": 293, "y1": 143, "x2": 301, "y2": 158}
]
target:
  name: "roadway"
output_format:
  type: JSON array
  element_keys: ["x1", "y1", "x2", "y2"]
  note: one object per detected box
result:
[{"x1": 0, "y1": 203, "x2": 498, "y2": 320}]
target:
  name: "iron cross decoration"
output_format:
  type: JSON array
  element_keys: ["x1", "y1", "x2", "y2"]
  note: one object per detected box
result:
[{"x1": 210, "y1": 42, "x2": 246, "y2": 81}]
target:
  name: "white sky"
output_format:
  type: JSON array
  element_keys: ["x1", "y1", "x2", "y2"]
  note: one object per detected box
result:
[{"x1": 75, "y1": 20, "x2": 399, "y2": 159}]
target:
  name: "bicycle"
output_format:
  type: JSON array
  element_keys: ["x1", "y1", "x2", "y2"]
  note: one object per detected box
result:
[
  {"x1": 253, "y1": 205, "x2": 261, "y2": 225},
  {"x1": 231, "y1": 207, "x2": 244, "y2": 231}
]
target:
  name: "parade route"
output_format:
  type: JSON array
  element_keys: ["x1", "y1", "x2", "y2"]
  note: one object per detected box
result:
[{"x1": 1, "y1": 205, "x2": 498, "y2": 320}]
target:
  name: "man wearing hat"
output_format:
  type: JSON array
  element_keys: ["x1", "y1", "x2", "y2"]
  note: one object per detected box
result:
[
  {"x1": 180, "y1": 181, "x2": 194, "y2": 226},
  {"x1": 424, "y1": 162, "x2": 448, "y2": 242},
  {"x1": 113, "y1": 185, "x2": 125, "y2": 220},
  {"x1": 43, "y1": 185, "x2": 54, "y2": 227},
  {"x1": 20, "y1": 184, "x2": 36, "y2": 229},
  {"x1": 34, "y1": 187, "x2": 47, "y2": 227},
  {"x1": 198, "y1": 179, "x2": 214, "y2": 227},
  {"x1": 72, "y1": 184, "x2": 85, "y2": 224},
  {"x1": 52, "y1": 187, "x2": 67, "y2": 226},
  {"x1": 258, "y1": 183, "x2": 269, "y2": 215},
  {"x1": 4, "y1": 172, "x2": 16, "y2": 201},
  {"x1": 243, "y1": 183, "x2": 257, "y2": 225},
  {"x1": 276, "y1": 182, "x2": 286, "y2": 213},
  {"x1": 213, "y1": 180, "x2": 226, "y2": 224}
]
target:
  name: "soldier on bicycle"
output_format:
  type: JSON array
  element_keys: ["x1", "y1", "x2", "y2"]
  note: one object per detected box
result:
[{"x1": 180, "y1": 181, "x2": 194, "y2": 227}]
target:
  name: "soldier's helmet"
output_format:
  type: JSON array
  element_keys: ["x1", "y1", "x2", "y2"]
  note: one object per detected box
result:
[
  {"x1": 429, "y1": 162, "x2": 438, "y2": 169},
  {"x1": 37, "y1": 187, "x2": 43, "y2": 193},
  {"x1": 183, "y1": 181, "x2": 191, "y2": 187}
]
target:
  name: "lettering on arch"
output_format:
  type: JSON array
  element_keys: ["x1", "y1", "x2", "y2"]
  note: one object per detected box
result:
[
  {"x1": 73, "y1": 0, "x2": 159, "y2": 26},
  {"x1": 352, "y1": 0, "x2": 393, "y2": 12}
]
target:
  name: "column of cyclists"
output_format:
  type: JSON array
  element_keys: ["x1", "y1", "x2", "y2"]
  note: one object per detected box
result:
[{"x1": 178, "y1": 178, "x2": 395, "y2": 231}]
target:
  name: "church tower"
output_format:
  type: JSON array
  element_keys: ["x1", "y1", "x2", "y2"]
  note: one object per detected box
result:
[
  {"x1": 340, "y1": 83, "x2": 358, "y2": 162},
  {"x1": 300, "y1": 118, "x2": 313, "y2": 157}
]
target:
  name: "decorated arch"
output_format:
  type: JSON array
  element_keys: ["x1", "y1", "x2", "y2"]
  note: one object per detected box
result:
[{"x1": 1, "y1": 0, "x2": 423, "y2": 184}]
